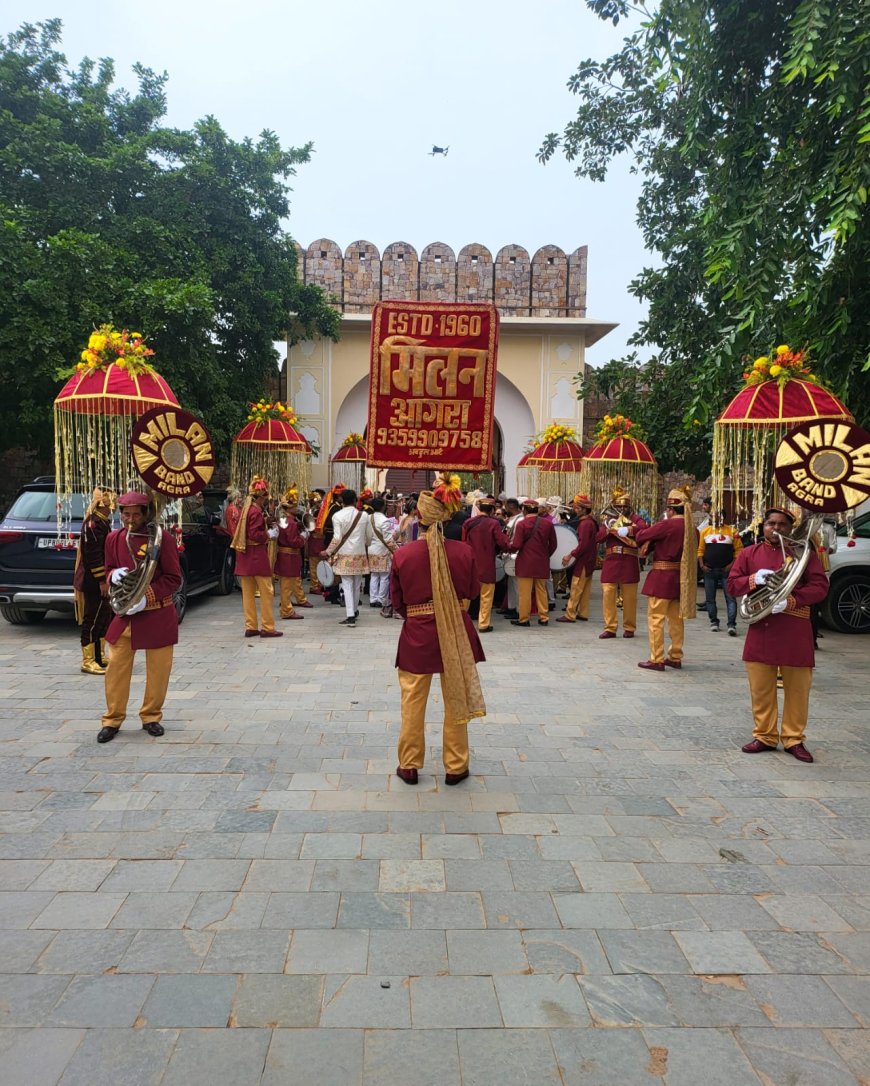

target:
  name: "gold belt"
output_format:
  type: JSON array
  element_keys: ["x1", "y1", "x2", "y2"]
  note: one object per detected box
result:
[
  {"x1": 608, "y1": 546, "x2": 638, "y2": 557},
  {"x1": 406, "y1": 602, "x2": 435, "y2": 617},
  {"x1": 277, "y1": 546, "x2": 300, "y2": 553},
  {"x1": 652, "y1": 560, "x2": 681, "y2": 570},
  {"x1": 785, "y1": 605, "x2": 811, "y2": 620}
]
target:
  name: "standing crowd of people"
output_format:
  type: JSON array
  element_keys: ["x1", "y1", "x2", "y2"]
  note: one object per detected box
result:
[{"x1": 78, "y1": 477, "x2": 831, "y2": 771}]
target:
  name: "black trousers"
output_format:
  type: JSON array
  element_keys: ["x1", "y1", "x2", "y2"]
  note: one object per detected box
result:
[{"x1": 80, "y1": 586, "x2": 112, "y2": 648}]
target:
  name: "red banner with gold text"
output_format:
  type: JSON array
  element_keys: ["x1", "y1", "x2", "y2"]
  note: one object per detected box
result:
[{"x1": 367, "y1": 301, "x2": 499, "y2": 471}]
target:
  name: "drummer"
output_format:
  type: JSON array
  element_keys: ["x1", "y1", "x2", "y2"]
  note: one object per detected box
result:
[{"x1": 461, "y1": 497, "x2": 510, "y2": 633}]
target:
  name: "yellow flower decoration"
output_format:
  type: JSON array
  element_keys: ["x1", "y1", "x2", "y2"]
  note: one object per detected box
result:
[{"x1": 776, "y1": 345, "x2": 790, "y2": 355}]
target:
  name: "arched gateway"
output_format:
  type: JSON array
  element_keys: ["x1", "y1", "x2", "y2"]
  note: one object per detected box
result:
[{"x1": 281, "y1": 240, "x2": 616, "y2": 495}]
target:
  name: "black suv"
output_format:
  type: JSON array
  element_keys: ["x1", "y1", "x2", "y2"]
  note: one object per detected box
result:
[{"x1": 0, "y1": 480, "x2": 235, "y2": 625}]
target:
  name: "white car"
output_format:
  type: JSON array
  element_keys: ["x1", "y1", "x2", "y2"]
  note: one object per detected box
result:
[{"x1": 822, "y1": 498, "x2": 870, "y2": 634}]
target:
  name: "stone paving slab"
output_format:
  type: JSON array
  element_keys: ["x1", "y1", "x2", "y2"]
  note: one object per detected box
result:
[{"x1": 0, "y1": 579, "x2": 868, "y2": 1083}]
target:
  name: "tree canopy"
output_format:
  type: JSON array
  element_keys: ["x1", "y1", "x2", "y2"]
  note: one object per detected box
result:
[
  {"x1": 540, "y1": 0, "x2": 870, "y2": 474},
  {"x1": 0, "y1": 19, "x2": 339, "y2": 459}
]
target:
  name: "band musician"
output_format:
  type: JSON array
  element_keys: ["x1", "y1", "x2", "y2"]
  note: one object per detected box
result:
[
  {"x1": 597, "y1": 488, "x2": 647, "y2": 639},
  {"x1": 276, "y1": 487, "x2": 312, "y2": 620},
  {"x1": 96, "y1": 491, "x2": 182, "y2": 744},
  {"x1": 462, "y1": 497, "x2": 510, "y2": 632},
  {"x1": 727, "y1": 507, "x2": 828, "y2": 762},
  {"x1": 75, "y1": 487, "x2": 115, "y2": 674},
  {"x1": 231, "y1": 476, "x2": 283, "y2": 639},
  {"x1": 633, "y1": 486, "x2": 697, "y2": 670},
  {"x1": 511, "y1": 499, "x2": 557, "y2": 627},
  {"x1": 391, "y1": 475, "x2": 486, "y2": 786},
  {"x1": 557, "y1": 494, "x2": 598, "y2": 624}
]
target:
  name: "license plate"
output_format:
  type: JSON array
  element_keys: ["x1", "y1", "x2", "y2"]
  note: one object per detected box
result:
[{"x1": 37, "y1": 537, "x2": 66, "y2": 549}]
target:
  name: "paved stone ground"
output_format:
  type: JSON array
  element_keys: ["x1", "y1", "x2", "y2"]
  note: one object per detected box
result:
[{"x1": 0, "y1": 579, "x2": 868, "y2": 1086}]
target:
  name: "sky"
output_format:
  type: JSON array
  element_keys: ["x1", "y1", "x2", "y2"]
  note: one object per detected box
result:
[{"x1": 3, "y1": 0, "x2": 651, "y2": 366}]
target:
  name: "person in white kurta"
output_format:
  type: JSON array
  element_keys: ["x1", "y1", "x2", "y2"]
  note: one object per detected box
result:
[
  {"x1": 325, "y1": 490, "x2": 374, "y2": 626},
  {"x1": 367, "y1": 497, "x2": 398, "y2": 608}
]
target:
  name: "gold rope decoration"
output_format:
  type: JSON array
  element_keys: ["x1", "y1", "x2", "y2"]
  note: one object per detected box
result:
[
  {"x1": 583, "y1": 458, "x2": 659, "y2": 519},
  {"x1": 229, "y1": 444, "x2": 311, "y2": 500}
]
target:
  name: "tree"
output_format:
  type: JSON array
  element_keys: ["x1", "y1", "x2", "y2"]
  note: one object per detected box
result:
[
  {"x1": 540, "y1": 0, "x2": 870, "y2": 474},
  {"x1": 0, "y1": 20, "x2": 340, "y2": 460}
]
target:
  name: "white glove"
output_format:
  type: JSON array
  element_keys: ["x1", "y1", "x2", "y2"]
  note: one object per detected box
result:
[
  {"x1": 753, "y1": 567, "x2": 775, "y2": 585},
  {"x1": 125, "y1": 596, "x2": 147, "y2": 616},
  {"x1": 771, "y1": 598, "x2": 788, "y2": 614},
  {"x1": 301, "y1": 530, "x2": 310, "y2": 541},
  {"x1": 267, "y1": 527, "x2": 279, "y2": 539},
  {"x1": 616, "y1": 526, "x2": 631, "y2": 538},
  {"x1": 110, "y1": 566, "x2": 130, "y2": 585}
]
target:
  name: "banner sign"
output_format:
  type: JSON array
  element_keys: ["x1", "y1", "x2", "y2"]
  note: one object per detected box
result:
[
  {"x1": 131, "y1": 407, "x2": 216, "y2": 497},
  {"x1": 367, "y1": 301, "x2": 499, "y2": 471},
  {"x1": 775, "y1": 419, "x2": 870, "y2": 512}
]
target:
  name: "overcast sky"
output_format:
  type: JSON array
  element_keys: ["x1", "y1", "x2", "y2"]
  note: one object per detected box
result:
[{"x1": 4, "y1": 0, "x2": 651, "y2": 365}]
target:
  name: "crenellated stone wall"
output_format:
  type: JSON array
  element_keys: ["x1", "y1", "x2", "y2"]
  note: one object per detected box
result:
[{"x1": 299, "y1": 240, "x2": 588, "y2": 316}]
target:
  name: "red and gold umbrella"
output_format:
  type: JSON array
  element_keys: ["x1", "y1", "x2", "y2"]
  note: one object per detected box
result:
[
  {"x1": 54, "y1": 326, "x2": 179, "y2": 503},
  {"x1": 583, "y1": 416, "x2": 658, "y2": 516},
  {"x1": 712, "y1": 347, "x2": 853, "y2": 522},
  {"x1": 526, "y1": 425, "x2": 584, "y2": 502},
  {"x1": 330, "y1": 432, "x2": 367, "y2": 491},
  {"x1": 230, "y1": 401, "x2": 312, "y2": 496}
]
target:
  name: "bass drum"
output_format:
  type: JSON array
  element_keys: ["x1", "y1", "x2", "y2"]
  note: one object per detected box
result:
[
  {"x1": 316, "y1": 559, "x2": 336, "y2": 589},
  {"x1": 494, "y1": 556, "x2": 506, "y2": 583},
  {"x1": 502, "y1": 555, "x2": 517, "y2": 578},
  {"x1": 550, "y1": 524, "x2": 578, "y2": 570}
]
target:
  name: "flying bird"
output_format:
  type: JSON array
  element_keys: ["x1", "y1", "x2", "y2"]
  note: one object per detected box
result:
[{"x1": 429, "y1": 145, "x2": 449, "y2": 157}]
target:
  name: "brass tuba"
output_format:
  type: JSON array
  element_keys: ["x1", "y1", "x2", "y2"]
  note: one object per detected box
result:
[
  {"x1": 109, "y1": 500, "x2": 164, "y2": 616},
  {"x1": 599, "y1": 504, "x2": 632, "y2": 532},
  {"x1": 738, "y1": 514, "x2": 822, "y2": 624}
]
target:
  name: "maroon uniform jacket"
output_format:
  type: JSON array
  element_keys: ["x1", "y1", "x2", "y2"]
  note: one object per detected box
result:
[
  {"x1": 727, "y1": 540, "x2": 828, "y2": 668},
  {"x1": 636, "y1": 516, "x2": 693, "y2": 599},
  {"x1": 390, "y1": 538, "x2": 485, "y2": 674},
  {"x1": 461, "y1": 515, "x2": 510, "y2": 584},
  {"x1": 569, "y1": 516, "x2": 599, "y2": 576},
  {"x1": 512, "y1": 515, "x2": 557, "y2": 579},
  {"x1": 233, "y1": 504, "x2": 272, "y2": 577},
  {"x1": 275, "y1": 518, "x2": 306, "y2": 578},
  {"x1": 104, "y1": 527, "x2": 181, "y2": 650},
  {"x1": 74, "y1": 512, "x2": 111, "y2": 593},
  {"x1": 597, "y1": 514, "x2": 647, "y2": 584}
]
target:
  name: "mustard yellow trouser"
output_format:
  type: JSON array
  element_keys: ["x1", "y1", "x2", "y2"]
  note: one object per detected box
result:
[
  {"x1": 602, "y1": 581, "x2": 637, "y2": 633},
  {"x1": 746, "y1": 662, "x2": 812, "y2": 748},
  {"x1": 279, "y1": 577, "x2": 306, "y2": 616},
  {"x1": 646, "y1": 595, "x2": 684, "y2": 663},
  {"x1": 102, "y1": 625, "x2": 173, "y2": 729},
  {"x1": 240, "y1": 575, "x2": 276, "y2": 632},
  {"x1": 517, "y1": 577, "x2": 549, "y2": 624},
  {"x1": 397, "y1": 670, "x2": 469, "y2": 774},
  {"x1": 478, "y1": 582, "x2": 495, "y2": 629},
  {"x1": 565, "y1": 570, "x2": 592, "y2": 621},
  {"x1": 309, "y1": 555, "x2": 321, "y2": 590}
]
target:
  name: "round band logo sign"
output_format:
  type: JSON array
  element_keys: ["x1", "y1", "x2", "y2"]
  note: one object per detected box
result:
[
  {"x1": 775, "y1": 419, "x2": 870, "y2": 512},
  {"x1": 131, "y1": 407, "x2": 216, "y2": 497}
]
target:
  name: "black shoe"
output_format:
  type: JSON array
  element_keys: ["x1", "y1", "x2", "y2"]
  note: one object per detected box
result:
[
  {"x1": 445, "y1": 769, "x2": 470, "y2": 786},
  {"x1": 339, "y1": 617, "x2": 356, "y2": 626},
  {"x1": 537, "y1": 619, "x2": 548, "y2": 626},
  {"x1": 511, "y1": 619, "x2": 530, "y2": 627},
  {"x1": 396, "y1": 766, "x2": 418, "y2": 785},
  {"x1": 142, "y1": 722, "x2": 164, "y2": 737},
  {"x1": 370, "y1": 602, "x2": 382, "y2": 608},
  {"x1": 728, "y1": 626, "x2": 737, "y2": 637},
  {"x1": 355, "y1": 610, "x2": 360, "y2": 618},
  {"x1": 97, "y1": 727, "x2": 118, "y2": 744},
  {"x1": 710, "y1": 623, "x2": 720, "y2": 632},
  {"x1": 479, "y1": 626, "x2": 493, "y2": 633},
  {"x1": 502, "y1": 609, "x2": 518, "y2": 620}
]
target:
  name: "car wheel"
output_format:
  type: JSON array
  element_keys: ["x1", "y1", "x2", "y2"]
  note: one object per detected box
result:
[
  {"x1": 213, "y1": 549, "x2": 235, "y2": 595},
  {"x1": 0, "y1": 605, "x2": 47, "y2": 626},
  {"x1": 174, "y1": 571, "x2": 189, "y2": 624},
  {"x1": 822, "y1": 573, "x2": 870, "y2": 634}
]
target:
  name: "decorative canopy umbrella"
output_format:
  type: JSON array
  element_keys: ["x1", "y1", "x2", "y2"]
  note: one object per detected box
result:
[
  {"x1": 583, "y1": 415, "x2": 658, "y2": 517},
  {"x1": 230, "y1": 401, "x2": 312, "y2": 497},
  {"x1": 330, "y1": 432, "x2": 367, "y2": 491},
  {"x1": 526, "y1": 424, "x2": 584, "y2": 504},
  {"x1": 54, "y1": 325, "x2": 179, "y2": 510},
  {"x1": 712, "y1": 346, "x2": 853, "y2": 524}
]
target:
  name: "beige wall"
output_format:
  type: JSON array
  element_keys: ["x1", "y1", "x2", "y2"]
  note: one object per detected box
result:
[{"x1": 285, "y1": 315, "x2": 614, "y2": 491}]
